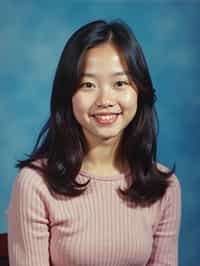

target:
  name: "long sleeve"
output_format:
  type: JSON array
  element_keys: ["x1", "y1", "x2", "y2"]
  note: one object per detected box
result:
[
  {"x1": 7, "y1": 165, "x2": 181, "y2": 266},
  {"x1": 147, "y1": 175, "x2": 182, "y2": 266},
  {"x1": 7, "y1": 168, "x2": 50, "y2": 266}
]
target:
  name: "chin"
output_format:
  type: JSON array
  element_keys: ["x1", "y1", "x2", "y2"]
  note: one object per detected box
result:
[{"x1": 97, "y1": 133, "x2": 121, "y2": 142}]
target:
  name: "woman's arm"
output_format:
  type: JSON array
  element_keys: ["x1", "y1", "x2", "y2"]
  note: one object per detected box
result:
[
  {"x1": 147, "y1": 175, "x2": 182, "y2": 266},
  {"x1": 7, "y1": 168, "x2": 51, "y2": 266}
]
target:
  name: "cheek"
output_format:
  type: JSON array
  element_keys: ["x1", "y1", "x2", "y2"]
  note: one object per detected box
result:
[
  {"x1": 121, "y1": 91, "x2": 138, "y2": 111},
  {"x1": 72, "y1": 95, "x2": 82, "y2": 113},
  {"x1": 72, "y1": 94, "x2": 92, "y2": 120},
  {"x1": 72, "y1": 96, "x2": 84, "y2": 122}
]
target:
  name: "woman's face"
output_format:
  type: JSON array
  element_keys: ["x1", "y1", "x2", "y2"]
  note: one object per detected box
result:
[{"x1": 72, "y1": 42, "x2": 138, "y2": 147}]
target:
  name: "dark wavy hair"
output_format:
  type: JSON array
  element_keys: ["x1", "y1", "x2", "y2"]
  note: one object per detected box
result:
[{"x1": 17, "y1": 19, "x2": 175, "y2": 207}]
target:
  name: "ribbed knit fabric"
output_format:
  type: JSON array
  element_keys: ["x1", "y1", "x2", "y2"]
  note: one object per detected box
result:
[{"x1": 7, "y1": 164, "x2": 181, "y2": 266}]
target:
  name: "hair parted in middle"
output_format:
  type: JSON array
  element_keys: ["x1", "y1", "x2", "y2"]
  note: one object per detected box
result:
[{"x1": 17, "y1": 19, "x2": 175, "y2": 207}]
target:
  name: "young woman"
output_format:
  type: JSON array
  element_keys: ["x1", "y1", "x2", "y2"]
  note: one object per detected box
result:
[{"x1": 7, "y1": 19, "x2": 181, "y2": 266}]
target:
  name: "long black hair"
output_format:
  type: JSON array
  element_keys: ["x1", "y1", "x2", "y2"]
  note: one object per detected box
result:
[{"x1": 17, "y1": 19, "x2": 175, "y2": 207}]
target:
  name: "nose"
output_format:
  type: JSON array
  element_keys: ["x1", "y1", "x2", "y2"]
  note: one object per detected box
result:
[
  {"x1": 95, "y1": 101, "x2": 114, "y2": 108},
  {"x1": 95, "y1": 86, "x2": 115, "y2": 108}
]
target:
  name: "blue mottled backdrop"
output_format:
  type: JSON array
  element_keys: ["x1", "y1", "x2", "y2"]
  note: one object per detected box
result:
[{"x1": 0, "y1": 1, "x2": 199, "y2": 265}]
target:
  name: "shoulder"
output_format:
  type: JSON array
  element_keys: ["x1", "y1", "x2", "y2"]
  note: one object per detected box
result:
[
  {"x1": 156, "y1": 161, "x2": 181, "y2": 186},
  {"x1": 156, "y1": 162, "x2": 181, "y2": 207},
  {"x1": 149, "y1": 163, "x2": 182, "y2": 238},
  {"x1": 12, "y1": 165, "x2": 49, "y2": 197},
  {"x1": 7, "y1": 165, "x2": 51, "y2": 226}
]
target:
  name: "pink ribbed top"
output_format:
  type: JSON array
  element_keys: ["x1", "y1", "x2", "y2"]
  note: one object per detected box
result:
[{"x1": 7, "y1": 164, "x2": 181, "y2": 266}]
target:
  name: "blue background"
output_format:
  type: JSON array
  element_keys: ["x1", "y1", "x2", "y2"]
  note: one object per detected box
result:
[{"x1": 0, "y1": 1, "x2": 199, "y2": 265}]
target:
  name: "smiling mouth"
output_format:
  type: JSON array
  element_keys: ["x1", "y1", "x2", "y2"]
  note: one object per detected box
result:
[{"x1": 91, "y1": 113, "x2": 122, "y2": 125}]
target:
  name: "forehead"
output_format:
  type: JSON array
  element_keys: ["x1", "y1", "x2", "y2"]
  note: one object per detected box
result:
[{"x1": 81, "y1": 42, "x2": 128, "y2": 73}]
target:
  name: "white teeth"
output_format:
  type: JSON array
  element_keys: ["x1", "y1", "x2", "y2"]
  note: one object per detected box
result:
[{"x1": 95, "y1": 115, "x2": 116, "y2": 121}]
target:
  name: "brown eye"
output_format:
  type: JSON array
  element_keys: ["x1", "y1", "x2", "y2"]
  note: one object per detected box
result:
[
  {"x1": 115, "y1": 81, "x2": 129, "y2": 88},
  {"x1": 80, "y1": 82, "x2": 95, "y2": 89}
]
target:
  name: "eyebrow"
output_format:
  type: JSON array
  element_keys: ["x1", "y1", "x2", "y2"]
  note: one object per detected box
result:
[{"x1": 80, "y1": 71, "x2": 130, "y2": 77}]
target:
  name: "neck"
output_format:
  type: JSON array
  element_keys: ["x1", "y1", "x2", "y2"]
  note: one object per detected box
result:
[{"x1": 81, "y1": 136, "x2": 127, "y2": 175}]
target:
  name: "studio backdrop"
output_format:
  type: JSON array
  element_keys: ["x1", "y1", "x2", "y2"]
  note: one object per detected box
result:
[{"x1": 0, "y1": 1, "x2": 199, "y2": 265}]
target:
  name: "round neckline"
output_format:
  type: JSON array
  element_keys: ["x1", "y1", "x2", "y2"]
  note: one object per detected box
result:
[{"x1": 79, "y1": 169, "x2": 131, "y2": 182}]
